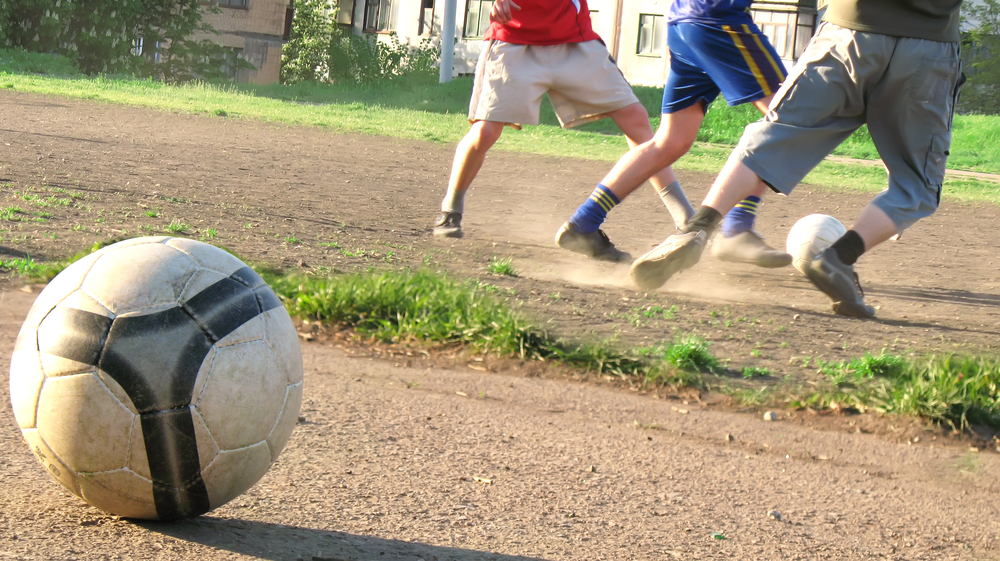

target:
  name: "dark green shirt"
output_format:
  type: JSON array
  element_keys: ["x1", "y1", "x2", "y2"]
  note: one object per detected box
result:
[{"x1": 822, "y1": 0, "x2": 962, "y2": 42}]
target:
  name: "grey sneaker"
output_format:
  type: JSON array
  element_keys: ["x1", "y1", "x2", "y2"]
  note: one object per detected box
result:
[
  {"x1": 433, "y1": 212, "x2": 463, "y2": 238},
  {"x1": 555, "y1": 222, "x2": 631, "y2": 262},
  {"x1": 629, "y1": 230, "x2": 707, "y2": 291},
  {"x1": 805, "y1": 247, "x2": 876, "y2": 318},
  {"x1": 711, "y1": 229, "x2": 792, "y2": 268}
]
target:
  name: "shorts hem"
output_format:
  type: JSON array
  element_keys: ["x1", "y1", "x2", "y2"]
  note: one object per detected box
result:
[{"x1": 739, "y1": 151, "x2": 795, "y2": 195}]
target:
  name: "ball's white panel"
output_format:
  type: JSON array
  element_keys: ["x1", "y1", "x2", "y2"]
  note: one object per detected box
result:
[
  {"x1": 36, "y1": 373, "x2": 135, "y2": 473},
  {"x1": 10, "y1": 328, "x2": 44, "y2": 429},
  {"x1": 216, "y1": 315, "x2": 265, "y2": 348},
  {"x1": 166, "y1": 238, "x2": 247, "y2": 276},
  {"x1": 82, "y1": 243, "x2": 197, "y2": 314},
  {"x1": 266, "y1": 382, "x2": 302, "y2": 461},
  {"x1": 262, "y1": 308, "x2": 303, "y2": 384},
  {"x1": 190, "y1": 346, "x2": 216, "y2": 404},
  {"x1": 57, "y1": 289, "x2": 114, "y2": 317},
  {"x1": 20, "y1": 428, "x2": 80, "y2": 495},
  {"x1": 201, "y1": 441, "x2": 271, "y2": 509},
  {"x1": 77, "y1": 468, "x2": 157, "y2": 520},
  {"x1": 126, "y1": 415, "x2": 149, "y2": 480},
  {"x1": 786, "y1": 214, "x2": 847, "y2": 275},
  {"x1": 196, "y1": 342, "x2": 285, "y2": 450},
  {"x1": 191, "y1": 407, "x2": 221, "y2": 472},
  {"x1": 21, "y1": 251, "x2": 102, "y2": 330},
  {"x1": 95, "y1": 369, "x2": 138, "y2": 414}
]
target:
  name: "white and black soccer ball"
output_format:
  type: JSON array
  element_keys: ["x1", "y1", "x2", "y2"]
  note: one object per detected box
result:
[
  {"x1": 8, "y1": 237, "x2": 303, "y2": 521},
  {"x1": 786, "y1": 214, "x2": 848, "y2": 275}
]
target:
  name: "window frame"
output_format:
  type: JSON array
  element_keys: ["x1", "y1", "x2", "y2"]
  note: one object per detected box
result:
[
  {"x1": 463, "y1": 0, "x2": 493, "y2": 39},
  {"x1": 636, "y1": 13, "x2": 665, "y2": 57},
  {"x1": 363, "y1": 0, "x2": 392, "y2": 33}
]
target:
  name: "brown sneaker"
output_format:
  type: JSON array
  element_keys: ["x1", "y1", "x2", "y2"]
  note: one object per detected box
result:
[
  {"x1": 711, "y1": 229, "x2": 792, "y2": 268},
  {"x1": 805, "y1": 247, "x2": 876, "y2": 318},
  {"x1": 629, "y1": 230, "x2": 706, "y2": 291}
]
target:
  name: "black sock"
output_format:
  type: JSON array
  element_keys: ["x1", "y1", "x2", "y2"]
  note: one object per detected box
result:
[
  {"x1": 683, "y1": 206, "x2": 723, "y2": 235},
  {"x1": 831, "y1": 230, "x2": 865, "y2": 265}
]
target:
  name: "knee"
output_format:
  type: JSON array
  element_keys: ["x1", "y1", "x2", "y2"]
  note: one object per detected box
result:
[
  {"x1": 466, "y1": 121, "x2": 504, "y2": 150},
  {"x1": 650, "y1": 131, "x2": 695, "y2": 163}
]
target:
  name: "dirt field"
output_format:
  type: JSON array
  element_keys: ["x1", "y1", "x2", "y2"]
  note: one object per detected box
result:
[{"x1": 1, "y1": 90, "x2": 999, "y2": 559}]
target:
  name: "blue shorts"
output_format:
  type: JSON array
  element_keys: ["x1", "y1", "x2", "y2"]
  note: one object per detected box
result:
[{"x1": 662, "y1": 21, "x2": 787, "y2": 114}]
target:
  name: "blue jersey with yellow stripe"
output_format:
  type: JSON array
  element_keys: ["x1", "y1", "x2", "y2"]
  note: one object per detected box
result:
[{"x1": 668, "y1": 0, "x2": 754, "y2": 25}]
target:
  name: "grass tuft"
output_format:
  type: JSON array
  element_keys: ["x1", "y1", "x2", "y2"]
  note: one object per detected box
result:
[{"x1": 486, "y1": 256, "x2": 517, "y2": 277}]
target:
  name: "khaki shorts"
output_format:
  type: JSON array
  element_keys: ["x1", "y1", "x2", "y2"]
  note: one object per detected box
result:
[{"x1": 468, "y1": 39, "x2": 639, "y2": 129}]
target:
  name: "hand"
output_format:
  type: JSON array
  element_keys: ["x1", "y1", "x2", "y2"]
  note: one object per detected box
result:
[{"x1": 490, "y1": 0, "x2": 521, "y2": 24}]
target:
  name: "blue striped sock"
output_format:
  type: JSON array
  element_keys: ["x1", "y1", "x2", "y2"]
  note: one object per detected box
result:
[
  {"x1": 569, "y1": 184, "x2": 620, "y2": 234},
  {"x1": 721, "y1": 196, "x2": 761, "y2": 237}
]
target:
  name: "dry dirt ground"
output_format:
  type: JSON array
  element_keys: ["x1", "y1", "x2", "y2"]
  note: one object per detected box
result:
[{"x1": 0, "y1": 91, "x2": 999, "y2": 559}]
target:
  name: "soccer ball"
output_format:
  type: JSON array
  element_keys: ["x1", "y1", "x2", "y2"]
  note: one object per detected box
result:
[
  {"x1": 8, "y1": 237, "x2": 303, "y2": 521},
  {"x1": 786, "y1": 214, "x2": 847, "y2": 275}
]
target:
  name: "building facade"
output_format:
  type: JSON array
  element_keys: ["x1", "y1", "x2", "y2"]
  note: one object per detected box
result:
[
  {"x1": 333, "y1": 0, "x2": 818, "y2": 86},
  {"x1": 201, "y1": 0, "x2": 294, "y2": 84}
]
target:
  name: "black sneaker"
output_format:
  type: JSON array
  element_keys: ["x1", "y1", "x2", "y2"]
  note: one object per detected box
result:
[
  {"x1": 805, "y1": 247, "x2": 876, "y2": 318},
  {"x1": 628, "y1": 230, "x2": 706, "y2": 290},
  {"x1": 433, "y1": 212, "x2": 463, "y2": 238},
  {"x1": 555, "y1": 221, "x2": 631, "y2": 262}
]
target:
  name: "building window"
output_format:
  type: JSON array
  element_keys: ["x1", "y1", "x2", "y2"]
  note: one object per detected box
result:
[
  {"x1": 363, "y1": 0, "x2": 391, "y2": 32},
  {"x1": 337, "y1": 0, "x2": 356, "y2": 27},
  {"x1": 463, "y1": 0, "x2": 493, "y2": 38},
  {"x1": 217, "y1": 0, "x2": 248, "y2": 7},
  {"x1": 418, "y1": 0, "x2": 434, "y2": 35},
  {"x1": 636, "y1": 13, "x2": 664, "y2": 56}
]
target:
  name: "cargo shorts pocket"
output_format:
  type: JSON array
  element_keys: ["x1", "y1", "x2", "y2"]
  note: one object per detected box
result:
[{"x1": 923, "y1": 134, "x2": 950, "y2": 199}]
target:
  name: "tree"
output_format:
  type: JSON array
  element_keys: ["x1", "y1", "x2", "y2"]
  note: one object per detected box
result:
[
  {"x1": 0, "y1": 0, "x2": 250, "y2": 81},
  {"x1": 281, "y1": 0, "x2": 334, "y2": 84},
  {"x1": 961, "y1": 0, "x2": 1000, "y2": 114}
]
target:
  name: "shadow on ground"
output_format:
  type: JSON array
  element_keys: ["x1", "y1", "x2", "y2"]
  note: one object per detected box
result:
[{"x1": 140, "y1": 516, "x2": 545, "y2": 561}]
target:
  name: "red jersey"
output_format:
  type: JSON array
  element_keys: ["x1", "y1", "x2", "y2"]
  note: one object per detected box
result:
[{"x1": 484, "y1": 0, "x2": 602, "y2": 45}]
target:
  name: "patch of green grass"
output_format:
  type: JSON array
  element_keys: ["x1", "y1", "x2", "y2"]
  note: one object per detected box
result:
[
  {"x1": 486, "y1": 256, "x2": 517, "y2": 277},
  {"x1": 742, "y1": 366, "x2": 771, "y2": 379},
  {"x1": 165, "y1": 219, "x2": 190, "y2": 234}
]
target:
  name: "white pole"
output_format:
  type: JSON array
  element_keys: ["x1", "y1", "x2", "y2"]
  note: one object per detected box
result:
[{"x1": 439, "y1": 0, "x2": 457, "y2": 83}]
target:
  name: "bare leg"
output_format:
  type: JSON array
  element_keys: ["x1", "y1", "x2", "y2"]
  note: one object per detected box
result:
[
  {"x1": 446, "y1": 120, "x2": 505, "y2": 197},
  {"x1": 601, "y1": 103, "x2": 705, "y2": 200},
  {"x1": 434, "y1": 120, "x2": 506, "y2": 237},
  {"x1": 851, "y1": 203, "x2": 898, "y2": 250},
  {"x1": 702, "y1": 158, "x2": 769, "y2": 216}
]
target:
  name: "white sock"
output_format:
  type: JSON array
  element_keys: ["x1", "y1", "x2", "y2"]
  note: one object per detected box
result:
[
  {"x1": 656, "y1": 180, "x2": 695, "y2": 230},
  {"x1": 441, "y1": 187, "x2": 466, "y2": 214}
]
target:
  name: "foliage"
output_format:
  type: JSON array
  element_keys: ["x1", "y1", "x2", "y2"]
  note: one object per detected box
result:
[
  {"x1": 486, "y1": 256, "x2": 517, "y2": 277},
  {"x1": 961, "y1": 0, "x2": 1000, "y2": 114},
  {"x1": 0, "y1": 0, "x2": 249, "y2": 81},
  {"x1": 281, "y1": 0, "x2": 334, "y2": 84},
  {"x1": 328, "y1": 29, "x2": 439, "y2": 84}
]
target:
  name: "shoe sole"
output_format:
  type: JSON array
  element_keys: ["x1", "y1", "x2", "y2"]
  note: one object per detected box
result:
[
  {"x1": 711, "y1": 247, "x2": 793, "y2": 268},
  {"x1": 629, "y1": 231, "x2": 705, "y2": 290},
  {"x1": 433, "y1": 227, "x2": 463, "y2": 238},
  {"x1": 805, "y1": 261, "x2": 875, "y2": 318}
]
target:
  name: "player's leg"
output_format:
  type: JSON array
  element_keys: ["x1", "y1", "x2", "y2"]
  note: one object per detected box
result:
[
  {"x1": 432, "y1": 40, "x2": 547, "y2": 238},
  {"x1": 433, "y1": 120, "x2": 505, "y2": 237},
  {"x1": 669, "y1": 21, "x2": 790, "y2": 267},
  {"x1": 630, "y1": 23, "x2": 870, "y2": 293},
  {"x1": 811, "y1": 36, "x2": 964, "y2": 316},
  {"x1": 606, "y1": 102, "x2": 695, "y2": 230}
]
